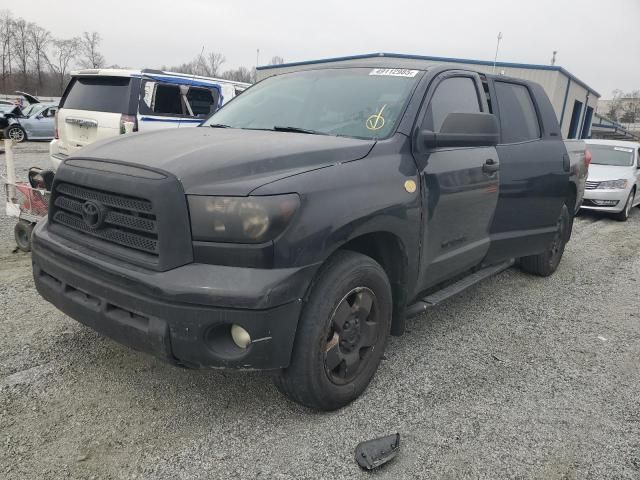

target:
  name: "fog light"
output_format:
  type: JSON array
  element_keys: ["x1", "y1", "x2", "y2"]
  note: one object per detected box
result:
[
  {"x1": 592, "y1": 200, "x2": 619, "y2": 206},
  {"x1": 231, "y1": 324, "x2": 251, "y2": 349}
]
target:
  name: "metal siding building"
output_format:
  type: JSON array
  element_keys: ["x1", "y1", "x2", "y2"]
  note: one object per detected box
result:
[{"x1": 257, "y1": 53, "x2": 600, "y2": 139}]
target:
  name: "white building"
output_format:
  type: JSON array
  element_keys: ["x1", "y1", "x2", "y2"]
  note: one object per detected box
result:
[{"x1": 257, "y1": 52, "x2": 600, "y2": 140}]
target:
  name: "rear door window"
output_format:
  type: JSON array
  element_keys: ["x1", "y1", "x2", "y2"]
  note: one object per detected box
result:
[
  {"x1": 62, "y1": 77, "x2": 132, "y2": 113},
  {"x1": 494, "y1": 81, "x2": 541, "y2": 143},
  {"x1": 423, "y1": 77, "x2": 481, "y2": 132}
]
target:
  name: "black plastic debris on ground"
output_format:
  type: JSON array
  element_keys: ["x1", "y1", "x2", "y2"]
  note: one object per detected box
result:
[{"x1": 355, "y1": 433, "x2": 400, "y2": 470}]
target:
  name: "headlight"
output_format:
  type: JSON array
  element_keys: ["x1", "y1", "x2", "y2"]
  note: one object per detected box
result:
[
  {"x1": 597, "y1": 179, "x2": 628, "y2": 190},
  {"x1": 188, "y1": 194, "x2": 300, "y2": 243}
]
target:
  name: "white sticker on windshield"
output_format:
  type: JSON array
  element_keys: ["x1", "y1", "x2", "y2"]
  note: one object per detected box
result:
[
  {"x1": 614, "y1": 147, "x2": 634, "y2": 153},
  {"x1": 369, "y1": 68, "x2": 419, "y2": 78}
]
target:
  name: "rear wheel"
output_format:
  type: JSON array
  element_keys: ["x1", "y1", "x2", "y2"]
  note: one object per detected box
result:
[
  {"x1": 274, "y1": 250, "x2": 392, "y2": 411},
  {"x1": 614, "y1": 189, "x2": 635, "y2": 222},
  {"x1": 5, "y1": 125, "x2": 26, "y2": 143},
  {"x1": 14, "y1": 220, "x2": 34, "y2": 252},
  {"x1": 520, "y1": 204, "x2": 569, "y2": 277}
]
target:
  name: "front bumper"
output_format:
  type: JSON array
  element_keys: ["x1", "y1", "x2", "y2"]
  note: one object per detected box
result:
[
  {"x1": 581, "y1": 187, "x2": 629, "y2": 213},
  {"x1": 32, "y1": 220, "x2": 318, "y2": 370}
]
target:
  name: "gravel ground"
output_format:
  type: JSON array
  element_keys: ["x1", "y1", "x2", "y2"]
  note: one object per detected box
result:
[{"x1": 1, "y1": 142, "x2": 639, "y2": 479}]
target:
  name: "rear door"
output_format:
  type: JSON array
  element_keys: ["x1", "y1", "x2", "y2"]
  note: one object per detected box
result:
[
  {"x1": 414, "y1": 72, "x2": 500, "y2": 291},
  {"x1": 57, "y1": 76, "x2": 137, "y2": 155},
  {"x1": 485, "y1": 80, "x2": 568, "y2": 262}
]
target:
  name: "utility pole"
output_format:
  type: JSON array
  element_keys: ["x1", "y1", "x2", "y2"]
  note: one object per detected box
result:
[
  {"x1": 551, "y1": 50, "x2": 558, "y2": 66},
  {"x1": 492, "y1": 32, "x2": 503, "y2": 74}
]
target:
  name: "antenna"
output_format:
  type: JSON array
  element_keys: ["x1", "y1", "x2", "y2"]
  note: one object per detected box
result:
[
  {"x1": 178, "y1": 45, "x2": 205, "y2": 129},
  {"x1": 492, "y1": 32, "x2": 503, "y2": 74},
  {"x1": 551, "y1": 50, "x2": 558, "y2": 66}
]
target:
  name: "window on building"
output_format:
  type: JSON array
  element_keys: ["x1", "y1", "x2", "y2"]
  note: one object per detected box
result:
[
  {"x1": 423, "y1": 77, "x2": 481, "y2": 132},
  {"x1": 494, "y1": 81, "x2": 541, "y2": 143},
  {"x1": 568, "y1": 100, "x2": 583, "y2": 139}
]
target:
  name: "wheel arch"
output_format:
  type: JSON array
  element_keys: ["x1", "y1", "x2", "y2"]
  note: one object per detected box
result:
[{"x1": 314, "y1": 231, "x2": 410, "y2": 336}]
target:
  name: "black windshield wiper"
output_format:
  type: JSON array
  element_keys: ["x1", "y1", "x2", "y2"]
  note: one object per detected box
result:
[
  {"x1": 272, "y1": 125, "x2": 328, "y2": 135},
  {"x1": 208, "y1": 123, "x2": 232, "y2": 128}
]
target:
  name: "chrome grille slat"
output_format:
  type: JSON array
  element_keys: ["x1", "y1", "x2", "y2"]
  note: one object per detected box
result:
[{"x1": 585, "y1": 181, "x2": 600, "y2": 190}]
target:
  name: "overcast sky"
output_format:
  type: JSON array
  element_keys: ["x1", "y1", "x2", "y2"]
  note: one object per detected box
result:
[{"x1": 9, "y1": 0, "x2": 640, "y2": 98}]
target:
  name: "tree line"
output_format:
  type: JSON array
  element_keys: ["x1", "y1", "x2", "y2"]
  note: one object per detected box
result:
[
  {"x1": 606, "y1": 90, "x2": 640, "y2": 125},
  {"x1": 1, "y1": 10, "x2": 106, "y2": 96},
  {"x1": 1, "y1": 9, "x2": 283, "y2": 98}
]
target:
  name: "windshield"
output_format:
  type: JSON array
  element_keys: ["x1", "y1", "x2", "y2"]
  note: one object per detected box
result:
[
  {"x1": 203, "y1": 68, "x2": 423, "y2": 139},
  {"x1": 589, "y1": 145, "x2": 635, "y2": 167}
]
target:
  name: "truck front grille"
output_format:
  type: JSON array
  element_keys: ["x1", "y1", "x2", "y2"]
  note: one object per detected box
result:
[{"x1": 51, "y1": 182, "x2": 159, "y2": 255}]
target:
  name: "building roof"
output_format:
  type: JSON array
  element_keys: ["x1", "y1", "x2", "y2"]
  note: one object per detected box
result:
[{"x1": 257, "y1": 52, "x2": 600, "y2": 97}]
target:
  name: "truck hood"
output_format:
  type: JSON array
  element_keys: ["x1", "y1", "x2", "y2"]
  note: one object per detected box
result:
[
  {"x1": 587, "y1": 164, "x2": 635, "y2": 182},
  {"x1": 70, "y1": 127, "x2": 376, "y2": 195}
]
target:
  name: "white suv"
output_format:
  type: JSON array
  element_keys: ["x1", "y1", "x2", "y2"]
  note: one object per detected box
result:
[{"x1": 50, "y1": 69, "x2": 250, "y2": 169}]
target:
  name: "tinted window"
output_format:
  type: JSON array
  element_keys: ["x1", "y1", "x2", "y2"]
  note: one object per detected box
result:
[
  {"x1": 62, "y1": 77, "x2": 131, "y2": 113},
  {"x1": 187, "y1": 87, "x2": 217, "y2": 116},
  {"x1": 494, "y1": 82, "x2": 541, "y2": 143},
  {"x1": 423, "y1": 77, "x2": 481, "y2": 132}
]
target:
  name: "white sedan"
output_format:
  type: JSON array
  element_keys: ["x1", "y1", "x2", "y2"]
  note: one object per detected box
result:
[{"x1": 581, "y1": 139, "x2": 640, "y2": 221}]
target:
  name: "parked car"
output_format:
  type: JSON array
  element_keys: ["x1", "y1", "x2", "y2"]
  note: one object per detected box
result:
[
  {"x1": 581, "y1": 140, "x2": 640, "y2": 221},
  {"x1": 49, "y1": 69, "x2": 251, "y2": 170},
  {"x1": 33, "y1": 61, "x2": 582, "y2": 410},
  {"x1": 0, "y1": 91, "x2": 52, "y2": 137},
  {"x1": 4, "y1": 103, "x2": 58, "y2": 142}
]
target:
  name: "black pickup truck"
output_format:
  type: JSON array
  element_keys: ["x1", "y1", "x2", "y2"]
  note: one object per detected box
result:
[{"x1": 32, "y1": 60, "x2": 586, "y2": 410}]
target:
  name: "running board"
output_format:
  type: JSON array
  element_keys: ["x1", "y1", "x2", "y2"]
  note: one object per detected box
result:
[{"x1": 406, "y1": 260, "x2": 514, "y2": 318}]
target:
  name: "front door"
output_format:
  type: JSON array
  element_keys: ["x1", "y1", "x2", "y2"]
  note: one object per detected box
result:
[{"x1": 414, "y1": 72, "x2": 500, "y2": 293}]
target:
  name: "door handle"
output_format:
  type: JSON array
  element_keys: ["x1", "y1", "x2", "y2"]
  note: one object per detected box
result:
[{"x1": 482, "y1": 158, "x2": 499, "y2": 175}]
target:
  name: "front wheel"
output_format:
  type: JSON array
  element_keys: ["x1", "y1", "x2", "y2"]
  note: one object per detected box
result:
[
  {"x1": 520, "y1": 204, "x2": 570, "y2": 277},
  {"x1": 614, "y1": 189, "x2": 635, "y2": 222},
  {"x1": 274, "y1": 250, "x2": 392, "y2": 411},
  {"x1": 5, "y1": 125, "x2": 26, "y2": 143}
]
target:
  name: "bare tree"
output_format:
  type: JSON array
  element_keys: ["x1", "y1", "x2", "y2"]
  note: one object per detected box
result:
[
  {"x1": 79, "y1": 31, "x2": 105, "y2": 68},
  {"x1": 0, "y1": 10, "x2": 14, "y2": 91},
  {"x1": 221, "y1": 66, "x2": 254, "y2": 84},
  {"x1": 269, "y1": 56, "x2": 284, "y2": 65},
  {"x1": 29, "y1": 23, "x2": 50, "y2": 91},
  {"x1": 48, "y1": 37, "x2": 79, "y2": 94},
  {"x1": 11, "y1": 17, "x2": 31, "y2": 89},
  {"x1": 201, "y1": 52, "x2": 225, "y2": 77}
]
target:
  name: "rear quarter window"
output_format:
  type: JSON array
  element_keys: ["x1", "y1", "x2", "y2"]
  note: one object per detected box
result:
[
  {"x1": 61, "y1": 77, "x2": 132, "y2": 114},
  {"x1": 494, "y1": 81, "x2": 541, "y2": 143}
]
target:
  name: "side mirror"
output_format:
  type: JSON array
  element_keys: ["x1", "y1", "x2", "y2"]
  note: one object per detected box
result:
[
  {"x1": 420, "y1": 112, "x2": 500, "y2": 149},
  {"x1": 35, "y1": 114, "x2": 43, "y2": 119}
]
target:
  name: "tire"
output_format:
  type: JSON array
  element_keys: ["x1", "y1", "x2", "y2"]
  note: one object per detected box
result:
[
  {"x1": 520, "y1": 204, "x2": 570, "y2": 277},
  {"x1": 5, "y1": 125, "x2": 26, "y2": 143},
  {"x1": 14, "y1": 220, "x2": 34, "y2": 252},
  {"x1": 274, "y1": 250, "x2": 392, "y2": 411},
  {"x1": 614, "y1": 189, "x2": 635, "y2": 222}
]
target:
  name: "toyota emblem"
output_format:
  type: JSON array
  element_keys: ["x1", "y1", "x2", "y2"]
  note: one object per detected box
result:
[{"x1": 81, "y1": 200, "x2": 106, "y2": 229}]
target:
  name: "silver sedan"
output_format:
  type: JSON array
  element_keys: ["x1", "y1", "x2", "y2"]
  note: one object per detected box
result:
[{"x1": 581, "y1": 139, "x2": 640, "y2": 221}]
